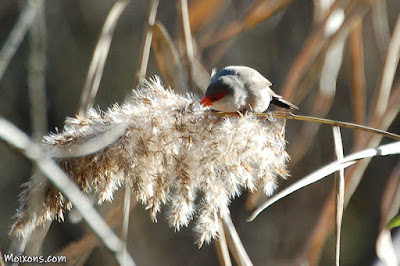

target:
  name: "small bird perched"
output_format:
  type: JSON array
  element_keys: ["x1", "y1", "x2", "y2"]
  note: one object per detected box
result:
[{"x1": 201, "y1": 66, "x2": 298, "y2": 112}]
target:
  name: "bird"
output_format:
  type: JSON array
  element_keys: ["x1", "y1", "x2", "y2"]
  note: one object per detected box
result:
[{"x1": 200, "y1": 66, "x2": 298, "y2": 113}]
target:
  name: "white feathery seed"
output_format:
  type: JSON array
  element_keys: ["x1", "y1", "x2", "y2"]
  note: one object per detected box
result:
[{"x1": 11, "y1": 77, "x2": 290, "y2": 246}]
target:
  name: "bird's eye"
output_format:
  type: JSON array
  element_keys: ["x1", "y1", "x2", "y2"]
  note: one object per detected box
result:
[{"x1": 210, "y1": 91, "x2": 228, "y2": 102}]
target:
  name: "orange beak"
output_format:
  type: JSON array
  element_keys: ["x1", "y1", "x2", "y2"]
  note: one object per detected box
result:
[{"x1": 200, "y1": 96, "x2": 213, "y2": 107}]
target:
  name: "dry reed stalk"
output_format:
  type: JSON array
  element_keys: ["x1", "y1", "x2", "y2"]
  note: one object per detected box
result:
[
  {"x1": 79, "y1": 0, "x2": 130, "y2": 116},
  {"x1": 0, "y1": 0, "x2": 39, "y2": 81},
  {"x1": 305, "y1": 80, "x2": 400, "y2": 264},
  {"x1": 215, "y1": 219, "x2": 232, "y2": 266},
  {"x1": 137, "y1": 0, "x2": 159, "y2": 88},
  {"x1": 152, "y1": 22, "x2": 189, "y2": 94},
  {"x1": 349, "y1": 21, "x2": 366, "y2": 143},
  {"x1": 333, "y1": 126, "x2": 344, "y2": 266},
  {"x1": 180, "y1": 0, "x2": 195, "y2": 93}
]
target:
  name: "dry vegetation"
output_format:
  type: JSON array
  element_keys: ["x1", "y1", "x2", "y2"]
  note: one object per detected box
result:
[{"x1": 0, "y1": 0, "x2": 399, "y2": 265}]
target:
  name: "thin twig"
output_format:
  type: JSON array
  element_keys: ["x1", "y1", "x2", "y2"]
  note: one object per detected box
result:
[
  {"x1": 0, "y1": 0, "x2": 39, "y2": 81},
  {"x1": 349, "y1": 21, "x2": 366, "y2": 142},
  {"x1": 215, "y1": 112, "x2": 400, "y2": 141},
  {"x1": 0, "y1": 118, "x2": 136, "y2": 266},
  {"x1": 215, "y1": 219, "x2": 232, "y2": 266},
  {"x1": 180, "y1": 0, "x2": 195, "y2": 92},
  {"x1": 374, "y1": 14, "x2": 400, "y2": 116},
  {"x1": 371, "y1": 0, "x2": 390, "y2": 60},
  {"x1": 121, "y1": 184, "x2": 131, "y2": 265},
  {"x1": 222, "y1": 211, "x2": 253, "y2": 266},
  {"x1": 332, "y1": 126, "x2": 344, "y2": 266},
  {"x1": 25, "y1": 0, "x2": 49, "y2": 256},
  {"x1": 137, "y1": 0, "x2": 159, "y2": 87},
  {"x1": 79, "y1": 0, "x2": 130, "y2": 116},
  {"x1": 152, "y1": 22, "x2": 189, "y2": 94},
  {"x1": 271, "y1": 112, "x2": 400, "y2": 141},
  {"x1": 28, "y1": 0, "x2": 47, "y2": 141}
]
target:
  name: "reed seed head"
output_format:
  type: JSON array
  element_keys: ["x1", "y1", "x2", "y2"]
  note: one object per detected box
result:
[{"x1": 11, "y1": 77, "x2": 290, "y2": 246}]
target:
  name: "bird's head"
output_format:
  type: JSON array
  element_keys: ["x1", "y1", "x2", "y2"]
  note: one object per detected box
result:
[
  {"x1": 201, "y1": 79, "x2": 241, "y2": 112},
  {"x1": 200, "y1": 85, "x2": 228, "y2": 107}
]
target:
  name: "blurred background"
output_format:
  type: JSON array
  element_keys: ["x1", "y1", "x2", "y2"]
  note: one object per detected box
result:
[{"x1": 1, "y1": 0, "x2": 400, "y2": 265}]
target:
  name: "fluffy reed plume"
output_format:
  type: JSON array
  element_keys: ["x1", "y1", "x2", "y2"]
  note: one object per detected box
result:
[{"x1": 10, "y1": 77, "x2": 290, "y2": 246}]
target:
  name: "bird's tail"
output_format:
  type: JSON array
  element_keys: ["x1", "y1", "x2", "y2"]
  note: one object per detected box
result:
[{"x1": 271, "y1": 96, "x2": 298, "y2": 110}]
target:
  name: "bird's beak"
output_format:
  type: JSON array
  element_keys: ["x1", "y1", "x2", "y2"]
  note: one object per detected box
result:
[{"x1": 200, "y1": 96, "x2": 213, "y2": 107}]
